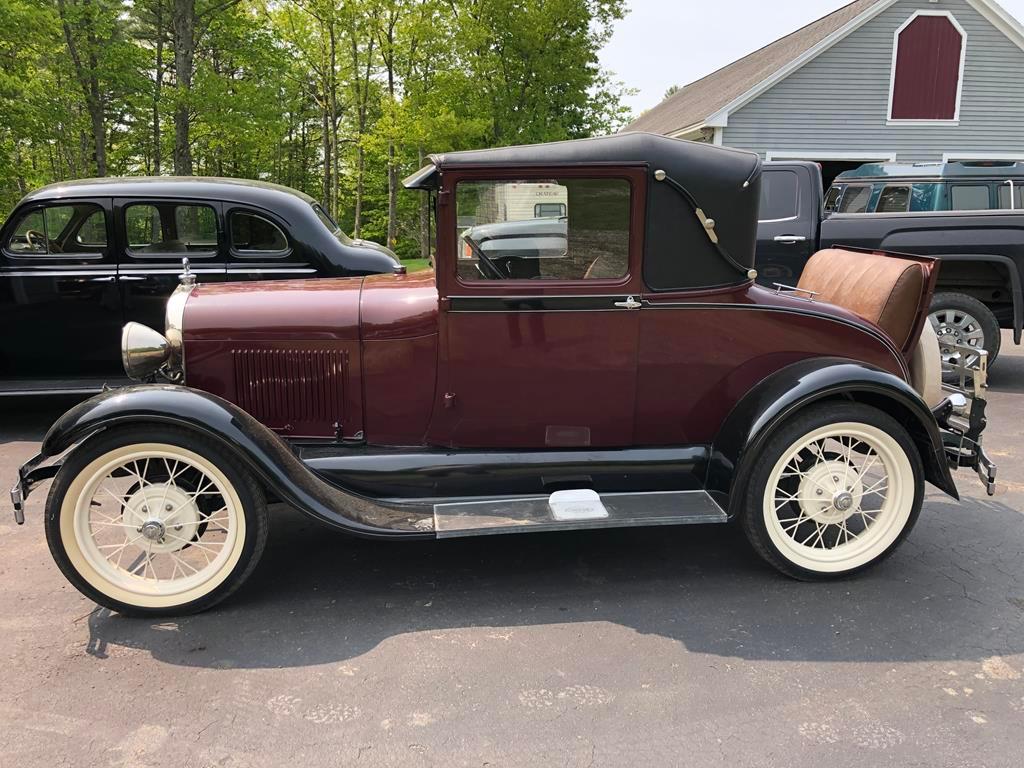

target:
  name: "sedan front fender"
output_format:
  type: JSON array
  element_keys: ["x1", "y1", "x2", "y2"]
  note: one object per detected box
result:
[{"x1": 708, "y1": 357, "x2": 958, "y2": 516}]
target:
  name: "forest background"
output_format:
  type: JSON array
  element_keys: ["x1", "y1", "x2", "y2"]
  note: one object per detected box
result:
[{"x1": 0, "y1": 0, "x2": 632, "y2": 258}]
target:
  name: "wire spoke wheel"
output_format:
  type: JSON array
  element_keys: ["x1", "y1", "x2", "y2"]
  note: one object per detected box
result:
[
  {"x1": 47, "y1": 432, "x2": 266, "y2": 614},
  {"x1": 757, "y1": 414, "x2": 919, "y2": 575}
]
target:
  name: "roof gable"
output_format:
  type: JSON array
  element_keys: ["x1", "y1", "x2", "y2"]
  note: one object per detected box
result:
[{"x1": 625, "y1": 0, "x2": 1024, "y2": 136}]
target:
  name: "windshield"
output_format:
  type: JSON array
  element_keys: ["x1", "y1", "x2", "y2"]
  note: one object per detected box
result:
[{"x1": 312, "y1": 203, "x2": 353, "y2": 245}]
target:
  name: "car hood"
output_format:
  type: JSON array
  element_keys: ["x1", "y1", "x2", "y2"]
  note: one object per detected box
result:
[{"x1": 183, "y1": 276, "x2": 364, "y2": 342}]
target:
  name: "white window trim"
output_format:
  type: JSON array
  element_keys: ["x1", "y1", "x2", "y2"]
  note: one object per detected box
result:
[
  {"x1": 886, "y1": 10, "x2": 967, "y2": 125},
  {"x1": 942, "y1": 151, "x2": 1024, "y2": 162},
  {"x1": 765, "y1": 151, "x2": 898, "y2": 162}
]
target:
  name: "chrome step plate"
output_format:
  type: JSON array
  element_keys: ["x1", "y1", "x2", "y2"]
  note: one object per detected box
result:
[{"x1": 433, "y1": 490, "x2": 727, "y2": 539}]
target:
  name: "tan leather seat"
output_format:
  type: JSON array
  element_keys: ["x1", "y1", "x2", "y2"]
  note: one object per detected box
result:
[{"x1": 797, "y1": 248, "x2": 925, "y2": 350}]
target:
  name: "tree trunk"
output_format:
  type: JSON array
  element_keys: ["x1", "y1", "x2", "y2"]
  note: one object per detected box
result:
[
  {"x1": 384, "y1": 20, "x2": 397, "y2": 249},
  {"x1": 321, "y1": 101, "x2": 331, "y2": 210},
  {"x1": 418, "y1": 146, "x2": 429, "y2": 260},
  {"x1": 171, "y1": 0, "x2": 195, "y2": 175},
  {"x1": 153, "y1": 0, "x2": 164, "y2": 175},
  {"x1": 329, "y1": 18, "x2": 339, "y2": 220},
  {"x1": 57, "y1": 0, "x2": 107, "y2": 176}
]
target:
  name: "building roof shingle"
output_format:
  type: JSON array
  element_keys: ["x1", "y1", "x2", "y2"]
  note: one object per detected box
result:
[{"x1": 624, "y1": 0, "x2": 882, "y2": 134}]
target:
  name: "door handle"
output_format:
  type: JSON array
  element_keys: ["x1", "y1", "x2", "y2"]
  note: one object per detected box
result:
[
  {"x1": 614, "y1": 295, "x2": 642, "y2": 309},
  {"x1": 117, "y1": 275, "x2": 146, "y2": 281},
  {"x1": 773, "y1": 235, "x2": 807, "y2": 244},
  {"x1": 88, "y1": 276, "x2": 116, "y2": 283}
]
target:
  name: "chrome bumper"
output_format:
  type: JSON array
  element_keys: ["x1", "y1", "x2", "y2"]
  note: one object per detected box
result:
[
  {"x1": 10, "y1": 453, "x2": 59, "y2": 525},
  {"x1": 933, "y1": 345, "x2": 996, "y2": 496}
]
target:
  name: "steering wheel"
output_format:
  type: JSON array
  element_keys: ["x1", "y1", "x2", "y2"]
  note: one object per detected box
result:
[{"x1": 24, "y1": 229, "x2": 61, "y2": 253}]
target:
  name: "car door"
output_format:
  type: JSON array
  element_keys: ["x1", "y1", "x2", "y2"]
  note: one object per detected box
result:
[
  {"x1": 116, "y1": 198, "x2": 227, "y2": 333},
  {"x1": 0, "y1": 198, "x2": 122, "y2": 380},
  {"x1": 430, "y1": 167, "x2": 646, "y2": 449},
  {"x1": 223, "y1": 205, "x2": 318, "y2": 282},
  {"x1": 755, "y1": 165, "x2": 817, "y2": 286}
]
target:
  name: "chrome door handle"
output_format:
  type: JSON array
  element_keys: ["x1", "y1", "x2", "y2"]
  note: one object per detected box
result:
[
  {"x1": 88, "y1": 276, "x2": 116, "y2": 283},
  {"x1": 773, "y1": 235, "x2": 807, "y2": 244},
  {"x1": 117, "y1": 275, "x2": 146, "y2": 281},
  {"x1": 614, "y1": 295, "x2": 642, "y2": 309}
]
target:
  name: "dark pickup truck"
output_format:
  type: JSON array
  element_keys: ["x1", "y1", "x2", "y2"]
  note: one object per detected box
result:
[{"x1": 756, "y1": 161, "x2": 1024, "y2": 369}]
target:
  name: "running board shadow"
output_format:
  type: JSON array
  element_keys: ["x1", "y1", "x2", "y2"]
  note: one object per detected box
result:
[{"x1": 433, "y1": 490, "x2": 727, "y2": 539}]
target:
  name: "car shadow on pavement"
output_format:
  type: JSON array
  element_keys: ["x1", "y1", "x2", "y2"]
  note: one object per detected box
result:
[
  {"x1": 83, "y1": 499, "x2": 1024, "y2": 668},
  {"x1": 988, "y1": 350, "x2": 1024, "y2": 394}
]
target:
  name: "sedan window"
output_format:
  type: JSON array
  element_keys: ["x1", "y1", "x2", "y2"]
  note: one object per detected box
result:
[
  {"x1": 456, "y1": 177, "x2": 629, "y2": 281},
  {"x1": 5, "y1": 203, "x2": 107, "y2": 255},
  {"x1": 125, "y1": 203, "x2": 219, "y2": 255},
  {"x1": 230, "y1": 211, "x2": 289, "y2": 255}
]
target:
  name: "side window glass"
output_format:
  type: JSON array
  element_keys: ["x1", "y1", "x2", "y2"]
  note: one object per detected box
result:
[
  {"x1": 455, "y1": 178, "x2": 630, "y2": 281},
  {"x1": 230, "y1": 211, "x2": 289, "y2": 255},
  {"x1": 534, "y1": 202, "x2": 566, "y2": 217},
  {"x1": 951, "y1": 185, "x2": 991, "y2": 211},
  {"x1": 126, "y1": 203, "x2": 219, "y2": 255},
  {"x1": 876, "y1": 185, "x2": 910, "y2": 213},
  {"x1": 6, "y1": 209, "x2": 47, "y2": 254},
  {"x1": 996, "y1": 184, "x2": 1024, "y2": 210},
  {"x1": 758, "y1": 170, "x2": 799, "y2": 221},
  {"x1": 823, "y1": 185, "x2": 842, "y2": 214},
  {"x1": 909, "y1": 183, "x2": 939, "y2": 212},
  {"x1": 5, "y1": 204, "x2": 106, "y2": 255},
  {"x1": 838, "y1": 185, "x2": 872, "y2": 213},
  {"x1": 76, "y1": 209, "x2": 109, "y2": 247}
]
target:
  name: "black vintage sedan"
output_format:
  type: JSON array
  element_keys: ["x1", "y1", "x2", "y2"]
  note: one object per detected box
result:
[{"x1": 0, "y1": 177, "x2": 401, "y2": 394}]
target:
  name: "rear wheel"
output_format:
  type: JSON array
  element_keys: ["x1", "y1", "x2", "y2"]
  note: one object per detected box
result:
[
  {"x1": 740, "y1": 403, "x2": 924, "y2": 580},
  {"x1": 929, "y1": 292, "x2": 1000, "y2": 371},
  {"x1": 45, "y1": 425, "x2": 268, "y2": 616}
]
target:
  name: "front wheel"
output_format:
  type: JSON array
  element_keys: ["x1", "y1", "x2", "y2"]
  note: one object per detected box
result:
[
  {"x1": 740, "y1": 403, "x2": 924, "y2": 580},
  {"x1": 45, "y1": 425, "x2": 268, "y2": 616}
]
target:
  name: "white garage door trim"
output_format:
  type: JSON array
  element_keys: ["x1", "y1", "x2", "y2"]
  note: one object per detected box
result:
[{"x1": 765, "y1": 151, "x2": 899, "y2": 162}]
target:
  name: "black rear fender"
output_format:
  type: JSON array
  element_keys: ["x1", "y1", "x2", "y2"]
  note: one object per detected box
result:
[{"x1": 708, "y1": 357, "x2": 957, "y2": 516}]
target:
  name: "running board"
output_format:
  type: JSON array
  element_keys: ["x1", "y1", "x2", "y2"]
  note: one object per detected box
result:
[{"x1": 433, "y1": 490, "x2": 727, "y2": 539}]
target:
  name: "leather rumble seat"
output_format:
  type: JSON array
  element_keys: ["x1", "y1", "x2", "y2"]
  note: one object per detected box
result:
[{"x1": 797, "y1": 248, "x2": 926, "y2": 351}]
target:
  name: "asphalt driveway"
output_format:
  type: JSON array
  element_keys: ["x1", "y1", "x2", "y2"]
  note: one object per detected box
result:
[{"x1": 1, "y1": 335, "x2": 1022, "y2": 767}]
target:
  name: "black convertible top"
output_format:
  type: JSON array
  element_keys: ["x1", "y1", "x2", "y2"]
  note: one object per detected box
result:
[{"x1": 404, "y1": 132, "x2": 763, "y2": 290}]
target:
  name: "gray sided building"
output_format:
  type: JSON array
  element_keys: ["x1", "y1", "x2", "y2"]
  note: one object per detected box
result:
[{"x1": 626, "y1": 0, "x2": 1024, "y2": 184}]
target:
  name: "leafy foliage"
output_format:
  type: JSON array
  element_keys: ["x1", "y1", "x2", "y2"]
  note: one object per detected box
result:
[{"x1": 0, "y1": 0, "x2": 632, "y2": 257}]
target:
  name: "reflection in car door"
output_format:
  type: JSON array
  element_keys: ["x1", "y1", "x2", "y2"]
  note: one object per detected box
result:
[
  {"x1": 116, "y1": 197, "x2": 227, "y2": 334},
  {"x1": 0, "y1": 198, "x2": 124, "y2": 379}
]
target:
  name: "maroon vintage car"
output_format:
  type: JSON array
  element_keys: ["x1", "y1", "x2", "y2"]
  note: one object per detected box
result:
[{"x1": 11, "y1": 133, "x2": 995, "y2": 615}]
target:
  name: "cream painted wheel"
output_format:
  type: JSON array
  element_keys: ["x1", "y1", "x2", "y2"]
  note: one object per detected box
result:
[
  {"x1": 742, "y1": 403, "x2": 924, "y2": 580},
  {"x1": 46, "y1": 426, "x2": 267, "y2": 615}
]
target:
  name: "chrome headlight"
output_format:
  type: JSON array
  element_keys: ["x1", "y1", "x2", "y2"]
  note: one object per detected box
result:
[{"x1": 121, "y1": 322, "x2": 171, "y2": 381}]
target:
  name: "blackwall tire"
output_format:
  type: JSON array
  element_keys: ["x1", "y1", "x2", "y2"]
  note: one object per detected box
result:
[
  {"x1": 929, "y1": 292, "x2": 1001, "y2": 370},
  {"x1": 740, "y1": 402, "x2": 924, "y2": 581},
  {"x1": 44, "y1": 425, "x2": 269, "y2": 617}
]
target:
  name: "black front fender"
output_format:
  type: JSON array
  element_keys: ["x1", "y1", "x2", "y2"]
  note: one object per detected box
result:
[
  {"x1": 708, "y1": 357, "x2": 958, "y2": 516},
  {"x1": 37, "y1": 385, "x2": 433, "y2": 539}
]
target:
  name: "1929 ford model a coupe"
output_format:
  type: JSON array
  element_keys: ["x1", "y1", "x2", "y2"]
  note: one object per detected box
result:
[{"x1": 11, "y1": 133, "x2": 996, "y2": 615}]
